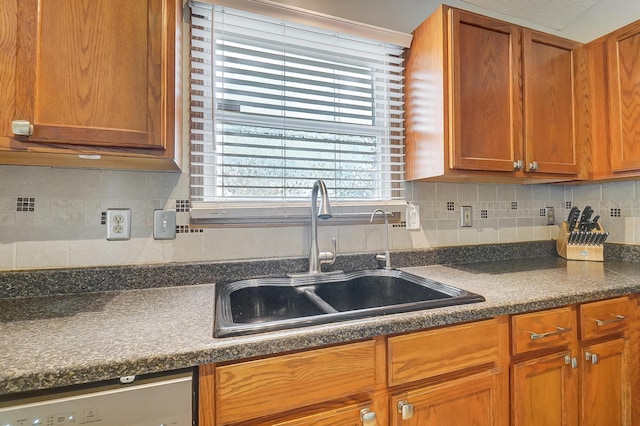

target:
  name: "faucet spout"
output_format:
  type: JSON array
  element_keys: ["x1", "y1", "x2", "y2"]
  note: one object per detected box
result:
[
  {"x1": 370, "y1": 209, "x2": 392, "y2": 269},
  {"x1": 308, "y1": 180, "x2": 334, "y2": 274}
]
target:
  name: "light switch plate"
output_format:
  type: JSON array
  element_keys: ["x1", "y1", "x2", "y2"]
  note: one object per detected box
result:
[{"x1": 154, "y1": 210, "x2": 176, "y2": 240}]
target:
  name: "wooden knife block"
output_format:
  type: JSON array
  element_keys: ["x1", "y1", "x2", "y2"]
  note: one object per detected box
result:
[{"x1": 556, "y1": 221, "x2": 604, "y2": 262}]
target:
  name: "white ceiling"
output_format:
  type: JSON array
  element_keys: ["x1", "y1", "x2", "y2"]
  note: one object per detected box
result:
[
  {"x1": 268, "y1": 0, "x2": 640, "y2": 43},
  {"x1": 461, "y1": 0, "x2": 599, "y2": 30}
]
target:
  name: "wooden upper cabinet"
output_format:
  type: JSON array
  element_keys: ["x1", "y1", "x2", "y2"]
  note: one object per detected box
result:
[
  {"x1": 0, "y1": 0, "x2": 182, "y2": 170},
  {"x1": 449, "y1": 9, "x2": 522, "y2": 173},
  {"x1": 405, "y1": 6, "x2": 581, "y2": 183},
  {"x1": 523, "y1": 30, "x2": 579, "y2": 175},
  {"x1": 607, "y1": 20, "x2": 640, "y2": 172},
  {"x1": 579, "y1": 19, "x2": 640, "y2": 180}
]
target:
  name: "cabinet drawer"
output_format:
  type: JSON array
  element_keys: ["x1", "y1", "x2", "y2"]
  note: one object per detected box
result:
[
  {"x1": 579, "y1": 296, "x2": 630, "y2": 341},
  {"x1": 511, "y1": 306, "x2": 575, "y2": 355},
  {"x1": 215, "y1": 340, "x2": 378, "y2": 425},
  {"x1": 388, "y1": 319, "x2": 500, "y2": 387},
  {"x1": 254, "y1": 401, "x2": 374, "y2": 426}
]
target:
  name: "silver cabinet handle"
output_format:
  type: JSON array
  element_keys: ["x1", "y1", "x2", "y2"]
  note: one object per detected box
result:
[
  {"x1": 12, "y1": 120, "x2": 33, "y2": 136},
  {"x1": 593, "y1": 314, "x2": 625, "y2": 327},
  {"x1": 564, "y1": 355, "x2": 578, "y2": 368},
  {"x1": 360, "y1": 408, "x2": 377, "y2": 426},
  {"x1": 398, "y1": 400, "x2": 414, "y2": 420},
  {"x1": 529, "y1": 326, "x2": 572, "y2": 340},
  {"x1": 585, "y1": 352, "x2": 599, "y2": 365},
  {"x1": 514, "y1": 160, "x2": 524, "y2": 170},
  {"x1": 528, "y1": 161, "x2": 539, "y2": 171}
]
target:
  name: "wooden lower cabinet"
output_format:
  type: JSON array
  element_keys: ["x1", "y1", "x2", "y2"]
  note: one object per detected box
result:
[
  {"x1": 579, "y1": 338, "x2": 631, "y2": 426},
  {"x1": 510, "y1": 296, "x2": 635, "y2": 426},
  {"x1": 511, "y1": 349, "x2": 578, "y2": 425},
  {"x1": 390, "y1": 369, "x2": 503, "y2": 425},
  {"x1": 199, "y1": 297, "x2": 637, "y2": 425},
  {"x1": 199, "y1": 318, "x2": 508, "y2": 425}
]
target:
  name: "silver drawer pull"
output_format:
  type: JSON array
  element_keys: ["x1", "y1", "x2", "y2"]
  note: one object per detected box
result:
[
  {"x1": 594, "y1": 314, "x2": 625, "y2": 327},
  {"x1": 529, "y1": 326, "x2": 572, "y2": 340}
]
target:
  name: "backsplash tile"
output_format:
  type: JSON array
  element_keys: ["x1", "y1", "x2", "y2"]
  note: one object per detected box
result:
[
  {"x1": 15, "y1": 197, "x2": 35, "y2": 212},
  {"x1": 0, "y1": 164, "x2": 639, "y2": 271}
]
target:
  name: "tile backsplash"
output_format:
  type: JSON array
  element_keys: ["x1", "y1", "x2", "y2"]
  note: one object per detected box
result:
[{"x1": 0, "y1": 164, "x2": 637, "y2": 270}]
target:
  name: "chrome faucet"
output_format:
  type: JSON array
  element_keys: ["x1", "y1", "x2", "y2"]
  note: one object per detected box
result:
[
  {"x1": 370, "y1": 209, "x2": 392, "y2": 269},
  {"x1": 307, "y1": 180, "x2": 336, "y2": 274}
]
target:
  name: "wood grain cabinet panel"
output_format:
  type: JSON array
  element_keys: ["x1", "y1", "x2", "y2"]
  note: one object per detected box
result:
[
  {"x1": 0, "y1": 0, "x2": 182, "y2": 170},
  {"x1": 405, "y1": 6, "x2": 581, "y2": 183},
  {"x1": 449, "y1": 10, "x2": 521, "y2": 173},
  {"x1": 511, "y1": 349, "x2": 578, "y2": 426},
  {"x1": 580, "y1": 339, "x2": 631, "y2": 426},
  {"x1": 579, "y1": 296, "x2": 630, "y2": 341},
  {"x1": 511, "y1": 306, "x2": 576, "y2": 355},
  {"x1": 523, "y1": 29, "x2": 580, "y2": 175},
  {"x1": 579, "y1": 19, "x2": 640, "y2": 180},
  {"x1": 388, "y1": 318, "x2": 500, "y2": 387},
  {"x1": 608, "y1": 20, "x2": 640, "y2": 173},
  {"x1": 510, "y1": 298, "x2": 636, "y2": 426},
  {"x1": 390, "y1": 369, "x2": 503, "y2": 426},
  {"x1": 214, "y1": 340, "x2": 379, "y2": 425}
]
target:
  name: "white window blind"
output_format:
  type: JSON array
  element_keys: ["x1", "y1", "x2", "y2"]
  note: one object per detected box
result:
[{"x1": 190, "y1": 2, "x2": 406, "y2": 205}]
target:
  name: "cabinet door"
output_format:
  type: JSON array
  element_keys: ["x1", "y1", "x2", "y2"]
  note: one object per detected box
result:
[
  {"x1": 511, "y1": 350, "x2": 578, "y2": 426},
  {"x1": 449, "y1": 9, "x2": 522, "y2": 173},
  {"x1": 12, "y1": 0, "x2": 172, "y2": 151},
  {"x1": 523, "y1": 29, "x2": 579, "y2": 175},
  {"x1": 607, "y1": 21, "x2": 640, "y2": 172},
  {"x1": 580, "y1": 339, "x2": 631, "y2": 426},
  {"x1": 390, "y1": 369, "x2": 503, "y2": 426}
]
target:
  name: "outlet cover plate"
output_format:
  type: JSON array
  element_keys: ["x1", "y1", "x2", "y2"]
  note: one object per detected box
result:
[
  {"x1": 546, "y1": 207, "x2": 555, "y2": 225},
  {"x1": 106, "y1": 208, "x2": 131, "y2": 241},
  {"x1": 461, "y1": 206, "x2": 473, "y2": 227},
  {"x1": 406, "y1": 203, "x2": 420, "y2": 230}
]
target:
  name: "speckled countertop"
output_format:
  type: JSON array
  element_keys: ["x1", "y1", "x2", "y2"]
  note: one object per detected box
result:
[{"x1": 3, "y1": 249, "x2": 640, "y2": 397}]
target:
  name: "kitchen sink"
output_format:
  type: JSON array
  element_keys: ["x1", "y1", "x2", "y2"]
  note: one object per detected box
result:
[{"x1": 214, "y1": 269, "x2": 484, "y2": 337}]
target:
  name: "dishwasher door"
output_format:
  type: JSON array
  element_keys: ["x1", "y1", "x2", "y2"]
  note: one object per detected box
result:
[{"x1": 0, "y1": 370, "x2": 193, "y2": 425}]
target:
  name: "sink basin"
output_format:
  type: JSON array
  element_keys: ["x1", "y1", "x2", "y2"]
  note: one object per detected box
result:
[
  {"x1": 214, "y1": 269, "x2": 484, "y2": 337},
  {"x1": 313, "y1": 274, "x2": 452, "y2": 311},
  {"x1": 228, "y1": 286, "x2": 327, "y2": 323}
]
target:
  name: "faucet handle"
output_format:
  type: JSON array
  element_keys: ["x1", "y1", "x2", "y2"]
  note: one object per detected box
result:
[{"x1": 319, "y1": 237, "x2": 337, "y2": 265}]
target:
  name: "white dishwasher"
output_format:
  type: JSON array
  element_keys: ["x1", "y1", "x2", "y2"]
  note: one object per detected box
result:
[{"x1": 0, "y1": 370, "x2": 193, "y2": 426}]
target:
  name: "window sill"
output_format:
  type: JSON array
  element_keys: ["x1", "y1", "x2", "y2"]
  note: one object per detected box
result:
[{"x1": 190, "y1": 200, "x2": 407, "y2": 227}]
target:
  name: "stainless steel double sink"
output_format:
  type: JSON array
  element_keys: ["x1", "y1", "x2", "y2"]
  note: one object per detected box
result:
[{"x1": 214, "y1": 269, "x2": 484, "y2": 337}]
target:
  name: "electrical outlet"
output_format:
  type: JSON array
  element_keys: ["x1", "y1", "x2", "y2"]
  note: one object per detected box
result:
[
  {"x1": 106, "y1": 208, "x2": 131, "y2": 241},
  {"x1": 546, "y1": 207, "x2": 555, "y2": 225},
  {"x1": 405, "y1": 203, "x2": 420, "y2": 230},
  {"x1": 461, "y1": 206, "x2": 472, "y2": 227},
  {"x1": 154, "y1": 210, "x2": 176, "y2": 240}
]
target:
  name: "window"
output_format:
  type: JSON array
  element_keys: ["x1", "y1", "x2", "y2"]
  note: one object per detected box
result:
[{"x1": 189, "y1": 1, "x2": 411, "y2": 223}]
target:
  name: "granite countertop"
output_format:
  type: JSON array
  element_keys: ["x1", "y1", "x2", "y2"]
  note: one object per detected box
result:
[{"x1": 2, "y1": 255, "x2": 640, "y2": 397}]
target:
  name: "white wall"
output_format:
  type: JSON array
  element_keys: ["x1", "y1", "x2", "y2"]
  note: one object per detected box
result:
[{"x1": 267, "y1": 0, "x2": 640, "y2": 42}]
